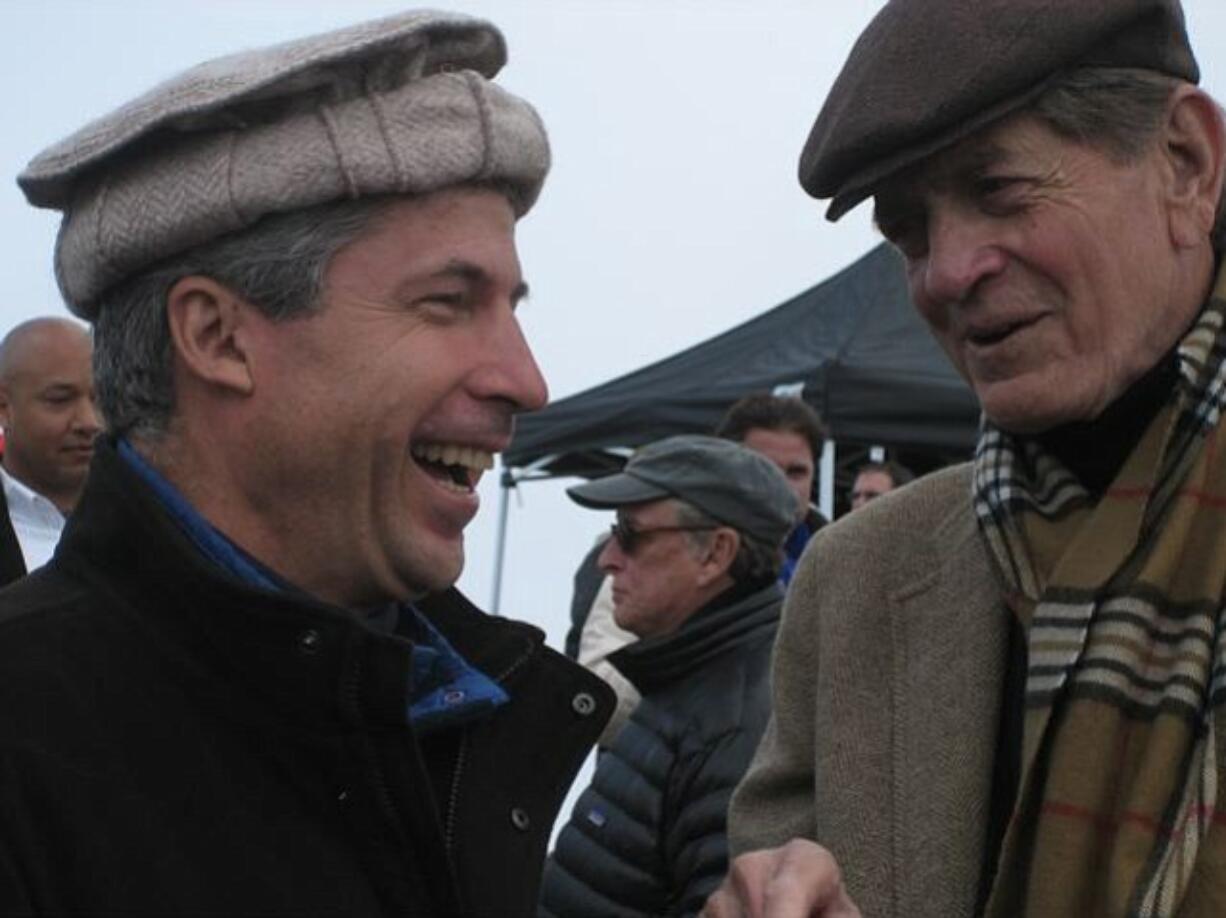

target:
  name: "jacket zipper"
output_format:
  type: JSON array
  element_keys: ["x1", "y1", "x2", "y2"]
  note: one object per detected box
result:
[
  {"x1": 443, "y1": 733, "x2": 468, "y2": 856},
  {"x1": 441, "y1": 640, "x2": 535, "y2": 854}
]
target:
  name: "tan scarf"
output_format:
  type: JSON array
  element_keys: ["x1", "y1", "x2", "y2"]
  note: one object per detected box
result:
[{"x1": 977, "y1": 267, "x2": 1226, "y2": 917}]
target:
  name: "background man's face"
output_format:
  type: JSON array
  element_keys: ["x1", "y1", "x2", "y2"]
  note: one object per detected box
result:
[
  {"x1": 598, "y1": 498, "x2": 709, "y2": 639},
  {"x1": 850, "y1": 469, "x2": 894, "y2": 511},
  {"x1": 739, "y1": 426, "x2": 814, "y2": 522},
  {"x1": 0, "y1": 323, "x2": 99, "y2": 507},
  {"x1": 242, "y1": 187, "x2": 547, "y2": 606},
  {"x1": 875, "y1": 113, "x2": 1198, "y2": 433}
]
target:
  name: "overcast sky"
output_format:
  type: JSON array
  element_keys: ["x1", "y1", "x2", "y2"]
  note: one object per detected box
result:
[{"x1": 5, "y1": 0, "x2": 1226, "y2": 692}]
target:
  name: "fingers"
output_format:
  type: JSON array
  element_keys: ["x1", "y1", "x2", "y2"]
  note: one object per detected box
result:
[
  {"x1": 702, "y1": 848, "x2": 770, "y2": 917},
  {"x1": 701, "y1": 839, "x2": 861, "y2": 917}
]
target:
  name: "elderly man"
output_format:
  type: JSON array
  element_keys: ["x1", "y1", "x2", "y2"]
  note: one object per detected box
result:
[
  {"x1": 563, "y1": 395, "x2": 830, "y2": 750},
  {"x1": 541, "y1": 435, "x2": 795, "y2": 917},
  {"x1": 0, "y1": 12, "x2": 612, "y2": 917},
  {"x1": 0, "y1": 318, "x2": 100, "y2": 585},
  {"x1": 705, "y1": 1, "x2": 1226, "y2": 916}
]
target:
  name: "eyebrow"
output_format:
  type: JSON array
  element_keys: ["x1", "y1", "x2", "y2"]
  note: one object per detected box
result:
[
  {"x1": 39, "y1": 382, "x2": 83, "y2": 394},
  {"x1": 434, "y1": 259, "x2": 530, "y2": 304},
  {"x1": 872, "y1": 139, "x2": 1014, "y2": 227}
]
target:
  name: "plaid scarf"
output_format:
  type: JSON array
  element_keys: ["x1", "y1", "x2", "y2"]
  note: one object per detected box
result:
[{"x1": 977, "y1": 267, "x2": 1226, "y2": 917}]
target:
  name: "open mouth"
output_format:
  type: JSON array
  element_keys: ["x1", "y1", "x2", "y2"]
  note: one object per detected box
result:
[{"x1": 410, "y1": 442, "x2": 495, "y2": 493}]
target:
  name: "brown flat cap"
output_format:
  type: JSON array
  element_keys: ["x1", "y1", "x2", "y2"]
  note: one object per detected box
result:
[
  {"x1": 801, "y1": 0, "x2": 1198, "y2": 221},
  {"x1": 18, "y1": 10, "x2": 550, "y2": 318}
]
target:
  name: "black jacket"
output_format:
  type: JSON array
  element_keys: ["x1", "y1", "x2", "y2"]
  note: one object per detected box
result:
[
  {"x1": 540, "y1": 580, "x2": 782, "y2": 917},
  {"x1": 0, "y1": 439, "x2": 613, "y2": 916},
  {"x1": 0, "y1": 484, "x2": 26, "y2": 588}
]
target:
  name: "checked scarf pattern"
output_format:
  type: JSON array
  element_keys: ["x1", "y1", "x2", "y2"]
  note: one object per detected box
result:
[{"x1": 977, "y1": 270, "x2": 1226, "y2": 918}]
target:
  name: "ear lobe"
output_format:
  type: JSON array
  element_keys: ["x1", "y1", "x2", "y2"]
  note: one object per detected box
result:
[
  {"x1": 1162, "y1": 85, "x2": 1226, "y2": 250},
  {"x1": 166, "y1": 276, "x2": 257, "y2": 397}
]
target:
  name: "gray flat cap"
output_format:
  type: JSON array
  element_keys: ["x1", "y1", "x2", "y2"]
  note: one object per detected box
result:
[
  {"x1": 18, "y1": 10, "x2": 550, "y2": 317},
  {"x1": 802, "y1": 0, "x2": 1198, "y2": 221},
  {"x1": 567, "y1": 434, "x2": 796, "y2": 547}
]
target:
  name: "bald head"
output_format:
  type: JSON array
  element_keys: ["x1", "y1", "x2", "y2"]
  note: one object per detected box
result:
[{"x1": 0, "y1": 317, "x2": 101, "y2": 513}]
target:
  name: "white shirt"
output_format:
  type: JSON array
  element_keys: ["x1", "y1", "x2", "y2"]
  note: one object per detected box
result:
[{"x1": 1, "y1": 464, "x2": 66, "y2": 572}]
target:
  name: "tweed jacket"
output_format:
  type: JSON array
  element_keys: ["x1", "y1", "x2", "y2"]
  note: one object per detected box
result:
[{"x1": 728, "y1": 463, "x2": 1009, "y2": 917}]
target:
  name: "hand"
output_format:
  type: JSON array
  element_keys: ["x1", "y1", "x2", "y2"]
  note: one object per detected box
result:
[{"x1": 701, "y1": 839, "x2": 861, "y2": 918}]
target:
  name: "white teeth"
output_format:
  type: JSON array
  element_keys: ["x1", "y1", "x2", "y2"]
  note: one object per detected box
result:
[{"x1": 411, "y1": 442, "x2": 495, "y2": 472}]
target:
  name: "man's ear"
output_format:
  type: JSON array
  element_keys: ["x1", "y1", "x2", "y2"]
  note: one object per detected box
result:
[
  {"x1": 697, "y1": 527, "x2": 740, "y2": 586},
  {"x1": 1162, "y1": 84, "x2": 1226, "y2": 250},
  {"x1": 165, "y1": 276, "x2": 256, "y2": 396},
  {"x1": 0, "y1": 384, "x2": 11, "y2": 431}
]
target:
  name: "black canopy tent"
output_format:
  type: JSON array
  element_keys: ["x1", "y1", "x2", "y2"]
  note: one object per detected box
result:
[
  {"x1": 505, "y1": 243, "x2": 979, "y2": 472},
  {"x1": 487, "y1": 244, "x2": 982, "y2": 611}
]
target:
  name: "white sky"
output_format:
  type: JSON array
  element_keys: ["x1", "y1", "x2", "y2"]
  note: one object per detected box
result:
[{"x1": 5, "y1": 4, "x2": 1226, "y2": 822}]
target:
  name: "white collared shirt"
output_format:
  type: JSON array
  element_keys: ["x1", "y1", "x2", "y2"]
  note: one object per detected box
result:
[{"x1": 1, "y1": 464, "x2": 66, "y2": 572}]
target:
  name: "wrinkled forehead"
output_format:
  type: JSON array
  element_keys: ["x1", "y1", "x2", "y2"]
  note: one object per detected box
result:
[
  {"x1": 872, "y1": 138, "x2": 1006, "y2": 224},
  {"x1": 871, "y1": 111, "x2": 1068, "y2": 222}
]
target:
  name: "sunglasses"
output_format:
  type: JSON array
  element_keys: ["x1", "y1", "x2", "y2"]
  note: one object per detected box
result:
[{"x1": 609, "y1": 521, "x2": 717, "y2": 555}]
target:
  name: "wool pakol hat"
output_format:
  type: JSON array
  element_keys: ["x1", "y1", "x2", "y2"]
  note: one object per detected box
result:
[
  {"x1": 567, "y1": 434, "x2": 796, "y2": 548},
  {"x1": 801, "y1": 0, "x2": 1199, "y2": 221},
  {"x1": 18, "y1": 10, "x2": 550, "y2": 318}
]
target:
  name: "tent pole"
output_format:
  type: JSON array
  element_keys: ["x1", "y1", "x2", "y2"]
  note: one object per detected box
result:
[
  {"x1": 490, "y1": 464, "x2": 514, "y2": 615},
  {"x1": 819, "y1": 439, "x2": 836, "y2": 522}
]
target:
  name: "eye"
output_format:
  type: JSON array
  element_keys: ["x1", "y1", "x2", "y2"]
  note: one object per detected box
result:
[
  {"x1": 416, "y1": 291, "x2": 472, "y2": 321},
  {"x1": 975, "y1": 175, "x2": 1014, "y2": 194},
  {"x1": 881, "y1": 216, "x2": 928, "y2": 260},
  {"x1": 973, "y1": 175, "x2": 1029, "y2": 213},
  {"x1": 874, "y1": 193, "x2": 929, "y2": 260}
]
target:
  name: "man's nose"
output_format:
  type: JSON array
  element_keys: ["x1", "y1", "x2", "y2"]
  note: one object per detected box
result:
[
  {"x1": 74, "y1": 397, "x2": 102, "y2": 435},
  {"x1": 916, "y1": 209, "x2": 1007, "y2": 307},
  {"x1": 472, "y1": 312, "x2": 549, "y2": 413},
  {"x1": 597, "y1": 535, "x2": 623, "y2": 574}
]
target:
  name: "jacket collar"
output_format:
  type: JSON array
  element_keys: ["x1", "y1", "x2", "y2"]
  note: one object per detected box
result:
[
  {"x1": 609, "y1": 579, "x2": 782, "y2": 694},
  {"x1": 55, "y1": 437, "x2": 545, "y2": 730}
]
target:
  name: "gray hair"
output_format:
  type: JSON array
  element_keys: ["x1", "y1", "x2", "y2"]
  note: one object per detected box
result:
[
  {"x1": 1029, "y1": 66, "x2": 1226, "y2": 251},
  {"x1": 674, "y1": 500, "x2": 782, "y2": 585},
  {"x1": 92, "y1": 194, "x2": 395, "y2": 439}
]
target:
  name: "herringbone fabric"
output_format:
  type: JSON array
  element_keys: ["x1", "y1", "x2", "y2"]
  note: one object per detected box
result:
[
  {"x1": 976, "y1": 266, "x2": 1226, "y2": 916},
  {"x1": 18, "y1": 10, "x2": 549, "y2": 317}
]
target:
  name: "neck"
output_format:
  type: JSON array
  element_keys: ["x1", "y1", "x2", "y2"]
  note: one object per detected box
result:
[
  {"x1": 132, "y1": 427, "x2": 401, "y2": 610},
  {"x1": 130, "y1": 429, "x2": 299, "y2": 588},
  {"x1": 1037, "y1": 351, "x2": 1180, "y2": 497}
]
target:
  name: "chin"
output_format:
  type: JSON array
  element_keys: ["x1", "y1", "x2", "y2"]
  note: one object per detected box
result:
[
  {"x1": 416, "y1": 550, "x2": 466, "y2": 596},
  {"x1": 978, "y1": 378, "x2": 1101, "y2": 435}
]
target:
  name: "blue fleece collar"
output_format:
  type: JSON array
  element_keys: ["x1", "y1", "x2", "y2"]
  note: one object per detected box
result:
[{"x1": 117, "y1": 439, "x2": 508, "y2": 733}]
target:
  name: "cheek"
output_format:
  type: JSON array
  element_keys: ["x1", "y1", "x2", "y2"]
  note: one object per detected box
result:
[
  {"x1": 29, "y1": 408, "x2": 70, "y2": 439},
  {"x1": 1082, "y1": 297, "x2": 1162, "y2": 376},
  {"x1": 921, "y1": 313, "x2": 967, "y2": 373}
]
